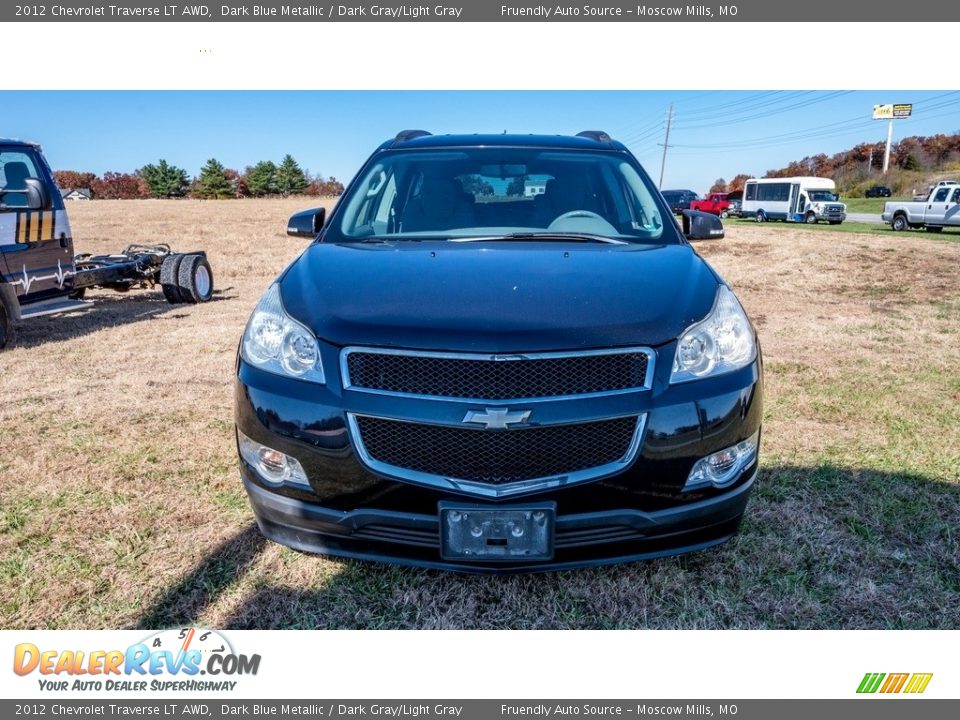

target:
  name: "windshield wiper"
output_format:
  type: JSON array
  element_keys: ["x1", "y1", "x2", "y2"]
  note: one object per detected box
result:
[{"x1": 449, "y1": 232, "x2": 627, "y2": 245}]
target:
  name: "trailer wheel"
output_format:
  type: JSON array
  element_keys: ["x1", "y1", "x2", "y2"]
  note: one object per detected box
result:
[
  {"x1": 160, "y1": 254, "x2": 185, "y2": 304},
  {"x1": 0, "y1": 301, "x2": 10, "y2": 350},
  {"x1": 177, "y1": 254, "x2": 214, "y2": 304}
]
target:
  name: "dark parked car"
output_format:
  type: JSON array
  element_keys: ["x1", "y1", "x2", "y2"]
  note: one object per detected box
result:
[
  {"x1": 661, "y1": 189, "x2": 699, "y2": 214},
  {"x1": 726, "y1": 189, "x2": 743, "y2": 217},
  {"x1": 865, "y1": 185, "x2": 892, "y2": 198},
  {"x1": 235, "y1": 130, "x2": 763, "y2": 573}
]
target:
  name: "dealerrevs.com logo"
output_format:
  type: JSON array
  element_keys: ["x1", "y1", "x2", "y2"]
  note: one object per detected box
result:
[
  {"x1": 13, "y1": 628, "x2": 261, "y2": 692},
  {"x1": 857, "y1": 673, "x2": 933, "y2": 694}
]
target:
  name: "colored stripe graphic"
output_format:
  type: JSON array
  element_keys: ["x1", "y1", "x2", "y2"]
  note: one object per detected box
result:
[
  {"x1": 904, "y1": 674, "x2": 933, "y2": 694},
  {"x1": 858, "y1": 672, "x2": 932, "y2": 694},
  {"x1": 857, "y1": 673, "x2": 885, "y2": 693},
  {"x1": 880, "y1": 673, "x2": 909, "y2": 693},
  {"x1": 14, "y1": 211, "x2": 56, "y2": 243}
]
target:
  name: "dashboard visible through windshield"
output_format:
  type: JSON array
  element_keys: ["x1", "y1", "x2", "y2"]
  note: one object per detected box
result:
[{"x1": 327, "y1": 147, "x2": 674, "y2": 244}]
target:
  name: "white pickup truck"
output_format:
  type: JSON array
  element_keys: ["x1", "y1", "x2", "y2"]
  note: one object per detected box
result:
[{"x1": 882, "y1": 180, "x2": 960, "y2": 232}]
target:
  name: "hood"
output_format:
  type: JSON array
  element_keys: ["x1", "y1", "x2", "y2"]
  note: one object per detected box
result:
[{"x1": 278, "y1": 241, "x2": 720, "y2": 352}]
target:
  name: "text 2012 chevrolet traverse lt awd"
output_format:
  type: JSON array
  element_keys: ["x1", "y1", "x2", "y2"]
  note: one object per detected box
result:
[{"x1": 235, "y1": 131, "x2": 763, "y2": 572}]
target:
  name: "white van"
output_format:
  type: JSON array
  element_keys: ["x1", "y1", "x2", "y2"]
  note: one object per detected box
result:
[{"x1": 741, "y1": 177, "x2": 846, "y2": 224}]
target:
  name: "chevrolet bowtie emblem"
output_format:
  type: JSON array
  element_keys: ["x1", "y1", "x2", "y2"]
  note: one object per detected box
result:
[{"x1": 462, "y1": 407, "x2": 532, "y2": 430}]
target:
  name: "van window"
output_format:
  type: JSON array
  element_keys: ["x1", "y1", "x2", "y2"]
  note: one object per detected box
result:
[
  {"x1": 757, "y1": 182, "x2": 790, "y2": 202},
  {"x1": 0, "y1": 151, "x2": 41, "y2": 210}
]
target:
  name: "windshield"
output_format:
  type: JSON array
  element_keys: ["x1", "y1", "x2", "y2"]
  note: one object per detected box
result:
[
  {"x1": 326, "y1": 147, "x2": 673, "y2": 244},
  {"x1": 808, "y1": 190, "x2": 839, "y2": 202}
]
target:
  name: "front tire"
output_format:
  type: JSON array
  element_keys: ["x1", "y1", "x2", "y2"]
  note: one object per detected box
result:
[
  {"x1": 720, "y1": 210, "x2": 729, "y2": 219},
  {"x1": 891, "y1": 214, "x2": 909, "y2": 232},
  {"x1": 0, "y1": 301, "x2": 10, "y2": 350},
  {"x1": 805, "y1": 212, "x2": 818, "y2": 224}
]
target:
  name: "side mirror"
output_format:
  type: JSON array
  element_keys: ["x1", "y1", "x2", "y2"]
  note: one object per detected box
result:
[
  {"x1": 24, "y1": 178, "x2": 51, "y2": 210},
  {"x1": 0, "y1": 178, "x2": 51, "y2": 211},
  {"x1": 681, "y1": 209, "x2": 724, "y2": 241},
  {"x1": 287, "y1": 207, "x2": 326, "y2": 238}
]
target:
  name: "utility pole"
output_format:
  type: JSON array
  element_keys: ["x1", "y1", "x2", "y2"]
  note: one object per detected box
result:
[
  {"x1": 658, "y1": 104, "x2": 673, "y2": 189},
  {"x1": 882, "y1": 119, "x2": 893, "y2": 174}
]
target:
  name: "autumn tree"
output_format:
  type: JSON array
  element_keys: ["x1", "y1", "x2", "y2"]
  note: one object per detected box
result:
[
  {"x1": 307, "y1": 176, "x2": 345, "y2": 197},
  {"x1": 53, "y1": 170, "x2": 97, "y2": 192},
  {"x1": 275, "y1": 154, "x2": 309, "y2": 196},
  {"x1": 139, "y1": 159, "x2": 189, "y2": 198},
  {"x1": 708, "y1": 178, "x2": 727, "y2": 193},
  {"x1": 192, "y1": 158, "x2": 234, "y2": 199},
  {"x1": 727, "y1": 174, "x2": 751, "y2": 192},
  {"x1": 90, "y1": 172, "x2": 150, "y2": 199},
  {"x1": 223, "y1": 168, "x2": 249, "y2": 197}
]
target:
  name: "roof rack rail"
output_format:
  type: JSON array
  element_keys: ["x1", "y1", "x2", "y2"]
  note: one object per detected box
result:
[
  {"x1": 576, "y1": 130, "x2": 613, "y2": 143},
  {"x1": 394, "y1": 130, "x2": 432, "y2": 143}
]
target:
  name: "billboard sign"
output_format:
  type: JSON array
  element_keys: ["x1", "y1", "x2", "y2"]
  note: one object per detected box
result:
[{"x1": 873, "y1": 103, "x2": 913, "y2": 119}]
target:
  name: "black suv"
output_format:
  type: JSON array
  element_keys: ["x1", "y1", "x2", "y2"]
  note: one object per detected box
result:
[
  {"x1": 661, "y1": 189, "x2": 699, "y2": 214},
  {"x1": 235, "y1": 130, "x2": 763, "y2": 572},
  {"x1": 865, "y1": 185, "x2": 892, "y2": 198}
]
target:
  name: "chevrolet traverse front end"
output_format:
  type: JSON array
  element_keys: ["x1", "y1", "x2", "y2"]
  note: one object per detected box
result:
[{"x1": 235, "y1": 131, "x2": 763, "y2": 572}]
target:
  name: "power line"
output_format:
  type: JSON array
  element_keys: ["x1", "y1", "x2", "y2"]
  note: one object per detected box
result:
[{"x1": 673, "y1": 91, "x2": 854, "y2": 131}]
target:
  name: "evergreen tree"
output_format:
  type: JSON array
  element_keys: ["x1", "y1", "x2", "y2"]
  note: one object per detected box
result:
[
  {"x1": 139, "y1": 159, "x2": 189, "y2": 198},
  {"x1": 192, "y1": 158, "x2": 233, "y2": 199},
  {"x1": 275, "y1": 154, "x2": 309, "y2": 196},
  {"x1": 245, "y1": 161, "x2": 278, "y2": 197}
]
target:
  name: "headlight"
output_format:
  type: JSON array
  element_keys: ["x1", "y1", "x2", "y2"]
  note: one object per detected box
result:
[
  {"x1": 241, "y1": 284, "x2": 325, "y2": 383},
  {"x1": 670, "y1": 285, "x2": 756, "y2": 383}
]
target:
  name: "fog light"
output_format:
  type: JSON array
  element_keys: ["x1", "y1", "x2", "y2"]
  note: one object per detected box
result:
[
  {"x1": 237, "y1": 429, "x2": 310, "y2": 488},
  {"x1": 684, "y1": 432, "x2": 759, "y2": 491}
]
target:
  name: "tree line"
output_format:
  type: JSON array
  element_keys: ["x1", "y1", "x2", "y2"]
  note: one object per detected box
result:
[
  {"x1": 53, "y1": 154, "x2": 345, "y2": 200},
  {"x1": 706, "y1": 132, "x2": 960, "y2": 197}
]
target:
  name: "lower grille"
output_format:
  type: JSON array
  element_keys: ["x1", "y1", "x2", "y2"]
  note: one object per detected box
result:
[
  {"x1": 352, "y1": 523, "x2": 646, "y2": 550},
  {"x1": 351, "y1": 414, "x2": 642, "y2": 496}
]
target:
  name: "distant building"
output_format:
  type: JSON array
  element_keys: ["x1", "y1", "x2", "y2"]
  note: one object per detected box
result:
[
  {"x1": 524, "y1": 180, "x2": 547, "y2": 197},
  {"x1": 61, "y1": 188, "x2": 92, "y2": 201}
]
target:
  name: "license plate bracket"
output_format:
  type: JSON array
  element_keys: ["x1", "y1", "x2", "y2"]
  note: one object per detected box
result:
[{"x1": 439, "y1": 501, "x2": 556, "y2": 562}]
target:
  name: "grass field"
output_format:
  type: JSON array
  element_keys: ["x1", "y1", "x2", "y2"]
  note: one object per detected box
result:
[
  {"x1": 842, "y1": 197, "x2": 906, "y2": 213},
  {"x1": 1, "y1": 200, "x2": 958, "y2": 629},
  {"x1": 727, "y1": 216, "x2": 960, "y2": 239}
]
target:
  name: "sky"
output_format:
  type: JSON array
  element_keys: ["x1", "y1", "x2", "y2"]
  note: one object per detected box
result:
[{"x1": 2, "y1": 90, "x2": 959, "y2": 193}]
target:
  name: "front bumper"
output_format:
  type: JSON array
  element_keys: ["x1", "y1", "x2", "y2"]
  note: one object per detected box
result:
[
  {"x1": 243, "y1": 469, "x2": 755, "y2": 573},
  {"x1": 235, "y1": 343, "x2": 763, "y2": 572}
]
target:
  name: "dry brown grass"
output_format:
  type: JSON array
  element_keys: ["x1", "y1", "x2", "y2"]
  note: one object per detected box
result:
[{"x1": 1, "y1": 201, "x2": 958, "y2": 629}]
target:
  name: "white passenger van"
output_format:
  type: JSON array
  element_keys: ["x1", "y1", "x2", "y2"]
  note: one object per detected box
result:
[{"x1": 740, "y1": 177, "x2": 846, "y2": 225}]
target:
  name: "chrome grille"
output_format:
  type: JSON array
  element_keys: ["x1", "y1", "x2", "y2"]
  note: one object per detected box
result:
[
  {"x1": 350, "y1": 413, "x2": 644, "y2": 497},
  {"x1": 342, "y1": 347, "x2": 653, "y2": 401}
]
